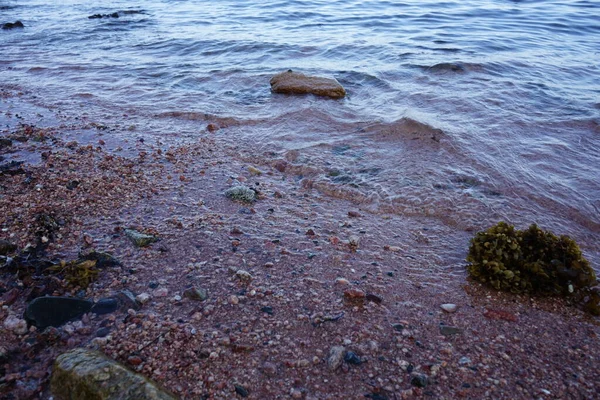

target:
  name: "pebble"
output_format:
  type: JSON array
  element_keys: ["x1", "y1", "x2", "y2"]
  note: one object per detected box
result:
[
  {"x1": 290, "y1": 388, "x2": 304, "y2": 399},
  {"x1": 261, "y1": 362, "x2": 277, "y2": 377},
  {"x1": 347, "y1": 211, "x2": 361, "y2": 218},
  {"x1": 3, "y1": 315, "x2": 28, "y2": 335},
  {"x1": 1, "y1": 288, "x2": 20, "y2": 306},
  {"x1": 366, "y1": 293, "x2": 383, "y2": 304},
  {"x1": 234, "y1": 384, "x2": 249, "y2": 398},
  {"x1": 327, "y1": 346, "x2": 346, "y2": 371},
  {"x1": 183, "y1": 287, "x2": 208, "y2": 301},
  {"x1": 154, "y1": 288, "x2": 169, "y2": 297},
  {"x1": 335, "y1": 277, "x2": 350, "y2": 286},
  {"x1": 135, "y1": 293, "x2": 151, "y2": 304},
  {"x1": 236, "y1": 270, "x2": 253, "y2": 283},
  {"x1": 440, "y1": 325, "x2": 462, "y2": 336},
  {"x1": 440, "y1": 303, "x2": 458, "y2": 313},
  {"x1": 263, "y1": 262, "x2": 274, "y2": 268},
  {"x1": 344, "y1": 351, "x2": 362, "y2": 365},
  {"x1": 229, "y1": 295, "x2": 239, "y2": 305},
  {"x1": 410, "y1": 373, "x2": 429, "y2": 388},
  {"x1": 261, "y1": 306, "x2": 274, "y2": 315},
  {"x1": 458, "y1": 356, "x2": 471, "y2": 365},
  {"x1": 343, "y1": 288, "x2": 366, "y2": 300}
]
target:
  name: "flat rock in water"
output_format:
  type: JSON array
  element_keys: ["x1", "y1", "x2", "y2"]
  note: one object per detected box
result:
[
  {"x1": 270, "y1": 70, "x2": 346, "y2": 99},
  {"x1": 51, "y1": 348, "x2": 176, "y2": 400},
  {"x1": 25, "y1": 296, "x2": 93, "y2": 328}
]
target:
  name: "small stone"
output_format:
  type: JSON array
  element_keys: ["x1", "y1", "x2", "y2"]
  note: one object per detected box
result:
[
  {"x1": 154, "y1": 288, "x2": 169, "y2": 297},
  {"x1": 439, "y1": 325, "x2": 462, "y2": 336},
  {"x1": 261, "y1": 306, "x2": 274, "y2": 315},
  {"x1": 264, "y1": 262, "x2": 274, "y2": 268},
  {"x1": 234, "y1": 384, "x2": 249, "y2": 398},
  {"x1": 327, "y1": 346, "x2": 346, "y2": 371},
  {"x1": 290, "y1": 388, "x2": 303, "y2": 399},
  {"x1": 229, "y1": 295, "x2": 239, "y2": 305},
  {"x1": 347, "y1": 211, "x2": 361, "y2": 218},
  {"x1": 366, "y1": 293, "x2": 383, "y2": 304},
  {"x1": 392, "y1": 323, "x2": 405, "y2": 332},
  {"x1": 261, "y1": 362, "x2": 277, "y2": 377},
  {"x1": 343, "y1": 288, "x2": 366, "y2": 300},
  {"x1": 96, "y1": 327, "x2": 110, "y2": 338},
  {"x1": 306, "y1": 229, "x2": 316, "y2": 236},
  {"x1": 135, "y1": 293, "x2": 151, "y2": 305},
  {"x1": 124, "y1": 229, "x2": 158, "y2": 248},
  {"x1": 116, "y1": 290, "x2": 141, "y2": 311},
  {"x1": 236, "y1": 270, "x2": 253, "y2": 283},
  {"x1": 127, "y1": 355, "x2": 143, "y2": 366},
  {"x1": 440, "y1": 304, "x2": 457, "y2": 313},
  {"x1": 183, "y1": 287, "x2": 208, "y2": 301},
  {"x1": 248, "y1": 166, "x2": 262, "y2": 176},
  {"x1": 348, "y1": 236, "x2": 360, "y2": 249},
  {"x1": 410, "y1": 373, "x2": 429, "y2": 388},
  {"x1": 335, "y1": 277, "x2": 350, "y2": 286},
  {"x1": 3, "y1": 315, "x2": 28, "y2": 335},
  {"x1": 1, "y1": 288, "x2": 20, "y2": 306},
  {"x1": 91, "y1": 298, "x2": 119, "y2": 315},
  {"x1": 458, "y1": 356, "x2": 471, "y2": 365},
  {"x1": 224, "y1": 186, "x2": 256, "y2": 203},
  {"x1": 344, "y1": 351, "x2": 362, "y2": 365},
  {"x1": 0, "y1": 239, "x2": 17, "y2": 255},
  {"x1": 148, "y1": 281, "x2": 159, "y2": 289}
]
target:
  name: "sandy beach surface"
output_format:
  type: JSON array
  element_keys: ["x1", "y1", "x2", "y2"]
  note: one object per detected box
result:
[{"x1": 1, "y1": 89, "x2": 599, "y2": 400}]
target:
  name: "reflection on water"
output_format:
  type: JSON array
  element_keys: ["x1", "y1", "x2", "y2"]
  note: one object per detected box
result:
[{"x1": 1, "y1": 0, "x2": 599, "y2": 259}]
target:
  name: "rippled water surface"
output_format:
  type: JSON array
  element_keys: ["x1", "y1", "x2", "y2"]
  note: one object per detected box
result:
[{"x1": 1, "y1": 0, "x2": 599, "y2": 257}]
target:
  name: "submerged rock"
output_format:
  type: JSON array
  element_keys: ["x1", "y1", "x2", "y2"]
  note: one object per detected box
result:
[
  {"x1": 24, "y1": 296, "x2": 93, "y2": 328},
  {"x1": 125, "y1": 229, "x2": 158, "y2": 248},
  {"x1": 2, "y1": 21, "x2": 24, "y2": 30},
  {"x1": 51, "y1": 348, "x2": 176, "y2": 400},
  {"x1": 270, "y1": 70, "x2": 346, "y2": 99}
]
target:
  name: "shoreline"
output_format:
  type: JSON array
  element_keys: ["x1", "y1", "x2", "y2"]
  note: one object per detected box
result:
[{"x1": 1, "y1": 90, "x2": 599, "y2": 399}]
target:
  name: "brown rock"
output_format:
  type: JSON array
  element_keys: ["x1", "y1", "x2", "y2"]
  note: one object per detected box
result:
[
  {"x1": 344, "y1": 288, "x2": 366, "y2": 300},
  {"x1": 270, "y1": 70, "x2": 346, "y2": 99}
]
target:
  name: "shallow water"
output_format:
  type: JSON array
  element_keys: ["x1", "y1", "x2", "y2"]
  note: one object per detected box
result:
[{"x1": 1, "y1": 0, "x2": 599, "y2": 257}]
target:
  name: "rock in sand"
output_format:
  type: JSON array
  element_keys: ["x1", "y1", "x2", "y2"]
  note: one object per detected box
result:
[
  {"x1": 24, "y1": 296, "x2": 93, "y2": 328},
  {"x1": 51, "y1": 348, "x2": 176, "y2": 400}
]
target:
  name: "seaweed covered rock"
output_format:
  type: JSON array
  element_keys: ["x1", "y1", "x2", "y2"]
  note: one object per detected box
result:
[{"x1": 467, "y1": 222, "x2": 598, "y2": 314}]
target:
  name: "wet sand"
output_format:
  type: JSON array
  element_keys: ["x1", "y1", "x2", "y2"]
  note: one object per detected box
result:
[{"x1": 1, "y1": 90, "x2": 599, "y2": 399}]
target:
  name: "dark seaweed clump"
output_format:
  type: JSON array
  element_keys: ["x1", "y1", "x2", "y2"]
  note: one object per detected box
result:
[{"x1": 467, "y1": 222, "x2": 599, "y2": 315}]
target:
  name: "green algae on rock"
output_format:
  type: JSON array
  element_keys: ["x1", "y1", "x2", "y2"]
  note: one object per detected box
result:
[
  {"x1": 224, "y1": 185, "x2": 256, "y2": 203},
  {"x1": 51, "y1": 348, "x2": 176, "y2": 400},
  {"x1": 125, "y1": 229, "x2": 159, "y2": 248},
  {"x1": 466, "y1": 222, "x2": 598, "y2": 314}
]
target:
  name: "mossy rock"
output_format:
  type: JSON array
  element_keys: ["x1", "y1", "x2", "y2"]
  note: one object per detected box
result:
[
  {"x1": 467, "y1": 222, "x2": 598, "y2": 314},
  {"x1": 51, "y1": 348, "x2": 176, "y2": 400}
]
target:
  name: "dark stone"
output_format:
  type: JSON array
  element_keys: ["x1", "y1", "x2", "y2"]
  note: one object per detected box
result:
[
  {"x1": 2, "y1": 21, "x2": 24, "y2": 30},
  {"x1": 260, "y1": 306, "x2": 273, "y2": 315},
  {"x1": 183, "y1": 287, "x2": 208, "y2": 301},
  {"x1": 91, "y1": 298, "x2": 119, "y2": 315},
  {"x1": 66, "y1": 180, "x2": 80, "y2": 190},
  {"x1": 0, "y1": 138, "x2": 12, "y2": 149},
  {"x1": 410, "y1": 373, "x2": 429, "y2": 388},
  {"x1": 88, "y1": 13, "x2": 119, "y2": 19},
  {"x1": 0, "y1": 239, "x2": 16, "y2": 256},
  {"x1": 115, "y1": 290, "x2": 141, "y2": 311},
  {"x1": 392, "y1": 323, "x2": 404, "y2": 332},
  {"x1": 1, "y1": 288, "x2": 20, "y2": 306},
  {"x1": 439, "y1": 324, "x2": 461, "y2": 336},
  {"x1": 366, "y1": 293, "x2": 383, "y2": 304},
  {"x1": 148, "y1": 281, "x2": 159, "y2": 289},
  {"x1": 24, "y1": 296, "x2": 93, "y2": 328},
  {"x1": 78, "y1": 249, "x2": 120, "y2": 268},
  {"x1": 96, "y1": 327, "x2": 111, "y2": 337},
  {"x1": 234, "y1": 384, "x2": 249, "y2": 398},
  {"x1": 344, "y1": 351, "x2": 362, "y2": 365},
  {"x1": 0, "y1": 160, "x2": 25, "y2": 176}
]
